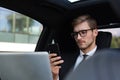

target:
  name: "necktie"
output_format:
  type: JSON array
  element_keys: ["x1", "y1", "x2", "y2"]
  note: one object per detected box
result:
[{"x1": 82, "y1": 54, "x2": 88, "y2": 61}]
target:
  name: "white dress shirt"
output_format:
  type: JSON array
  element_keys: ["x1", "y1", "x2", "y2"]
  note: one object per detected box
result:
[{"x1": 73, "y1": 46, "x2": 97, "y2": 70}]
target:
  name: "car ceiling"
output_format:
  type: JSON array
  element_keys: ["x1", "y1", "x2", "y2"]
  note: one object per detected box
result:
[
  {"x1": 0, "y1": 0, "x2": 120, "y2": 28},
  {"x1": 0, "y1": 0, "x2": 120, "y2": 52}
]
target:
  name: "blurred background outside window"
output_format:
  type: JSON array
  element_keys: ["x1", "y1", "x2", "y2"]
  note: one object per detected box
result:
[{"x1": 0, "y1": 7, "x2": 43, "y2": 52}]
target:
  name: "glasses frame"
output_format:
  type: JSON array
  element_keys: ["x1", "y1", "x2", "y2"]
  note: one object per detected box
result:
[{"x1": 71, "y1": 28, "x2": 95, "y2": 38}]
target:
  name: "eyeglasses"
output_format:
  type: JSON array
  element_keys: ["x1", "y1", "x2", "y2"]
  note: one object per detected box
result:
[{"x1": 71, "y1": 28, "x2": 94, "y2": 38}]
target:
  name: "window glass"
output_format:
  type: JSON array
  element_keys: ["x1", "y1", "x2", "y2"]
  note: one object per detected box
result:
[
  {"x1": 99, "y1": 28, "x2": 120, "y2": 48},
  {"x1": 0, "y1": 7, "x2": 43, "y2": 52}
]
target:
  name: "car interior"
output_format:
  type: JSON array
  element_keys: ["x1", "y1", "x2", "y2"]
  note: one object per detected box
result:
[{"x1": 0, "y1": 0, "x2": 120, "y2": 80}]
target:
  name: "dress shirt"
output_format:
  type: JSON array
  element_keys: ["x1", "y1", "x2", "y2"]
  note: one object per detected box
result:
[{"x1": 73, "y1": 46, "x2": 97, "y2": 70}]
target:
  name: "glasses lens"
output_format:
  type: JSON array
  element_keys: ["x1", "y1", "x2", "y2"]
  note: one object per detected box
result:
[{"x1": 80, "y1": 30, "x2": 87, "y2": 37}]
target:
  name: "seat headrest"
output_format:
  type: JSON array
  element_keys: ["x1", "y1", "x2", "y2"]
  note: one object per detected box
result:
[{"x1": 96, "y1": 31, "x2": 112, "y2": 49}]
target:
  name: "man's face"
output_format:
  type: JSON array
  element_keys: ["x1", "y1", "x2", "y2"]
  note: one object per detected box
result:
[{"x1": 73, "y1": 21, "x2": 98, "y2": 50}]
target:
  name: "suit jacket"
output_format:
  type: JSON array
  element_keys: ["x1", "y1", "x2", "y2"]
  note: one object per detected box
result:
[
  {"x1": 59, "y1": 48, "x2": 100, "y2": 80},
  {"x1": 65, "y1": 49, "x2": 120, "y2": 80}
]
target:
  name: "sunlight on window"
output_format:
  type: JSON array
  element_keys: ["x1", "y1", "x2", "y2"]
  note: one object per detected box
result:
[{"x1": 0, "y1": 42, "x2": 36, "y2": 52}]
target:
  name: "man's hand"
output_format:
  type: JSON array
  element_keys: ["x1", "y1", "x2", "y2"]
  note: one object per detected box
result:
[{"x1": 49, "y1": 53, "x2": 64, "y2": 80}]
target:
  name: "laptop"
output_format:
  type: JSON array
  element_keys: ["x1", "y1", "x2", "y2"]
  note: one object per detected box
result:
[{"x1": 0, "y1": 52, "x2": 53, "y2": 80}]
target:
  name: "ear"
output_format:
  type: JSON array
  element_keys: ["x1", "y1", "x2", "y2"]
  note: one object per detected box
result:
[{"x1": 94, "y1": 29, "x2": 98, "y2": 37}]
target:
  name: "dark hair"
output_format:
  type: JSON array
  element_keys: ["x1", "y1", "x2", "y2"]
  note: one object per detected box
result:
[{"x1": 72, "y1": 14, "x2": 97, "y2": 29}]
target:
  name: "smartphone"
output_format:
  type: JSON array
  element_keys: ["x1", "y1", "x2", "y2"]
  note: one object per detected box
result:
[
  {"x1": 48, "y1": 43, "x2": 60, "y2": 56},
  {"x1": 48, "y1": 43, "x2": 61, "y2": 66}
]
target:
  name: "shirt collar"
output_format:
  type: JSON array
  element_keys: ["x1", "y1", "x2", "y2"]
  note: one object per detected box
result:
[{"x1": 80, "y1": 46, "x2": 97, "y2": 57}]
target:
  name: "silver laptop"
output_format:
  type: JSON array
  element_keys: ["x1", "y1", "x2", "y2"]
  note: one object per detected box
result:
[{"x1": 0, "y1": 52, "x2": 53, "y2": 80}]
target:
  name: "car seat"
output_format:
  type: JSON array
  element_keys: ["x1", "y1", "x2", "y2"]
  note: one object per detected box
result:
[{"x1": 96, "y1": 31, "x2": 112, "y2": 49}]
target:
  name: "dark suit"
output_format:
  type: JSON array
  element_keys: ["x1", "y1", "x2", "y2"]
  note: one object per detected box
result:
[
  {"x1": 59, "y1": 48, "x2": 100, "y2": 80},
  {"x1": 65, "y1": 49, "x2": 120, "y2": 80}
]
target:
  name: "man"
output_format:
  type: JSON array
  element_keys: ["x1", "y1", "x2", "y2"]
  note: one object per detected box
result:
[{"x1": 49, "y1": 14, "x2": 98, "y2": 80}]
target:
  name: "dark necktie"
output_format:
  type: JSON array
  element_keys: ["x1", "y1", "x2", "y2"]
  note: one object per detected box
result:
[{"x1": 82, "y1": 54, "x2": 88, "y2": 61}]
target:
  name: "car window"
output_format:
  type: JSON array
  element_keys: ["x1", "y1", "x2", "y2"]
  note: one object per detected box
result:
[
  {"x1": 0, "y1": 7, "x2": 43, "y2": 52},
  {"x1": 99, "y1": 28, "x2": 120, "y2": 48}
]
